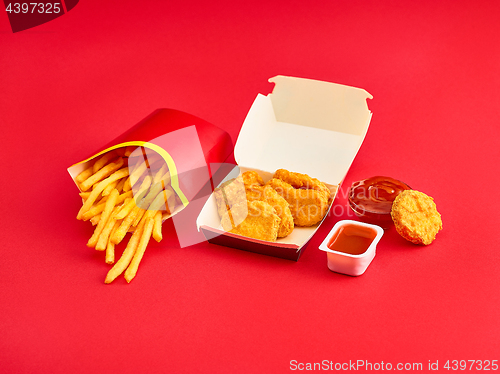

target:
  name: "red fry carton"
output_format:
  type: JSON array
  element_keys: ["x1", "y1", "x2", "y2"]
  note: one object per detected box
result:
[
  {"x1": 196, "y1": 76, "x2": 373, "y2": 261},
  {"x1": 68, "y1": 109, "x2": 234, "y2": 223}
]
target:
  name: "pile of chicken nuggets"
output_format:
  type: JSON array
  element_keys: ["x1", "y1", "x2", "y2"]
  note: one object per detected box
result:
[{"x1": 214, "y1": 169, "x2": 332, "y2": 241}]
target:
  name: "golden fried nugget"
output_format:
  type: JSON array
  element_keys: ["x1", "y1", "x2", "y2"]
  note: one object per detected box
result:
[
  {"x1": 274, "y1": 169, "x2": 331, "y2": 199},
  {"x1": 262, "y1": 186, "x2": 294, "y2": 238},
  {"x1": 244, "y1": 185, "x2": 264, "y2": 201},
  {"x1": 215, "y1": 174, "x2": 294, "y2": 238},
  {"x1": 213, "y1": 177, "x2": 246, "y2": 219},
  {"x1": 221, "y1": 200, "x2": 280, "y2": 242},
  {"x1": 391, "y1": 190, "x2": 442, "y2": 245},
  {"x1": 245, "y1": 185, "x2": 294, "y2": 238},
  {"x1": 241, "y1": 171, "x2": 264, "y2": 187},
  {"x1": 267, "y1": 178, "x2": 329, "y2": 227}
]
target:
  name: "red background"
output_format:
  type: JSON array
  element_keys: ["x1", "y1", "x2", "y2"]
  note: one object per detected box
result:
[{"x1": 1, "y1": 1, "x2": 499, "y2": 373}]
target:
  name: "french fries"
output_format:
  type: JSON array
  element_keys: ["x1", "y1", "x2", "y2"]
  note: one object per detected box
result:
[
  {"x1": 87, "y1": 188, "x2": 119, "y2": 248},
  {"x1": 80, "y1": 158, "x2": 125, "y2": 192},
  {"x1": 74, "y1": 147, "x2": 177, "y2": 283},
  {"x1": 124, "y1": 217, "x2": 154, "y2": 283}
]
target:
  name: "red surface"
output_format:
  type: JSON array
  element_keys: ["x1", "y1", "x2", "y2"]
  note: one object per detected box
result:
[{"x1": 1, "y1": 1, "x2": 499, "y2": 373}]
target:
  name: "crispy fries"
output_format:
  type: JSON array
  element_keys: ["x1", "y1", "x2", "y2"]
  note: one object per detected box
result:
[
  {"x1": 90, "y1": 214, "x2": 101, "y2": 226},
  {"x1": 105, "y1": 220, "x2": 121, "y2": 264},
  {"x1": 87, "y1": 188, "x2": 119, "y2": 248},
  {"x1": 102, "y1": 179, "x2": 120, "y2": 196},
  {"x1": 112, "y1": 205, "x2": 140, "y2": 245},
  {"x1": 82, "y1": 190, "x2": 132, "y2": 221},
  {"x1": 129, "y1": 159, "x2": 150, "y2": 188},
  {"x1": 115, "y1": 197, "x2": 137, "y2": 220},
  {"x1": 79, "y1": 191, "x2": 91, "y2": 200},
  {"x1": 96, "y1": 203, "x2": 124, "y2": 251},
  {"x1": 93, "y1": 151, "x2": 117, "y2": 173},
  {"x1": 115, "y1": 177, "x2": 126, "y2": 193},
  {"x1": 124, "y1": 217, "x2": 154, "y2": 283},
  {"x1": 153, "y1": 163, "x2": 168, "y2": 183},
  {"x1": 152, "y1": 211, "x2": 163, "y2": 242},
  {"x1": 132, "y1": 208, "x2": 146, "y2": 227},
  {"x1": 74, "y1": 147, "x2": 177, "y2": 283},
  {"x1": 122, "y1": 177, "x2": 132, "y2": 192},
  {"x1": 76, "y1": 165, "x2": 93, "y2": 183},
  {"x1": 105, "y1": 218, "x2": 146, "y2": 284},
  {"x1": 77, "y1": 167, "x2": 129, "y2": 220},
  {"x1": 80, "y1": 157, "x2": 125, "y2": 191},
  {"x1": 123, "y1": 146, "x2": 136, "y2": 157}
]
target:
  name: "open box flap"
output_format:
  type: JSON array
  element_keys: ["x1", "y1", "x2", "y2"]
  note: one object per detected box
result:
[{"x1": 234, "y1": 75, "x2": 373, "y2": 185}]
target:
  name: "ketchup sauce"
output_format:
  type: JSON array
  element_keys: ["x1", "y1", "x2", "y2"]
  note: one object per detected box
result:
[
  {"x1": 348, "y1": 176, "x2": 410, "y2": 228},
  {"x1": 327, "y1": 223, "x2": 378, "y2": 255}
]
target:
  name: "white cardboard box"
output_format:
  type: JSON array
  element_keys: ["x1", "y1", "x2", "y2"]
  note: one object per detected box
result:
[{"x1": 196, "y1": 75, "x2": 373, "y2": 260}]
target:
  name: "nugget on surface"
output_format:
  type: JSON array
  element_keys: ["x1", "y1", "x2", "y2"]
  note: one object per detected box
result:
[
  {"x1": 391, "y1": 190, "x2": 442, "y2": 245},
  {"x1": 220, "y1": 200, "x2": 280, "y2": 242},
  {"x1": 267, "y1": 178, "x2": 329, "y2": 227}
]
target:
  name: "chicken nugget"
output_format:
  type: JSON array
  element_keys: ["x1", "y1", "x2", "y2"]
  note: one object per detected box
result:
[
  {"x1": 221, "y1": 200, "x2": 280, "y2": 242},
  {"x1": 391, "y1": 190, "x2": 442, "y2": 245},
  {"x1": 267, "y1": 178, "x2": 329, "y2": 227},
  {"x1": 213, "y1": 176, "x2": 246, "y2": 219},
  {"x1": 245, "y1": 185, "x2": 265, "y2": 201},
  {"x1": 245, "y1": 185, "x2": 294, "y2": 238},
  {"x1": 274, "y1": 169, "x2": 331, "y2": 200},
  {"x1": 242, "y1": 171, "x2": 264, "y2": 187},
  {"x1": 262, "y1": 185, "x2": 294, "y2": 237}
]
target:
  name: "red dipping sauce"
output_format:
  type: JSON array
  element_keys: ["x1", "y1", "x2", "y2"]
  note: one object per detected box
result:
[
  {"x1": 348, "y1": 176, "x2": 410, "y2": 228},
  {"x1": 327, "y1": 223, "x2": 378, "y2": 255}
]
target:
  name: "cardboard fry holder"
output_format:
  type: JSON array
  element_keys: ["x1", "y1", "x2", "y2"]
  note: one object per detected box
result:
[
  {"x1": 68, "y1": 109, "x2": 234, "y2": 238},
  {"x1": 197, "y1": 76, "x2": 373, "y2": 261}
]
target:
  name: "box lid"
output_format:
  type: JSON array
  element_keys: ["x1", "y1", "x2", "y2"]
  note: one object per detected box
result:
[{"x1": 234, "y1": 75, "x2": 373, "y2": 185}]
